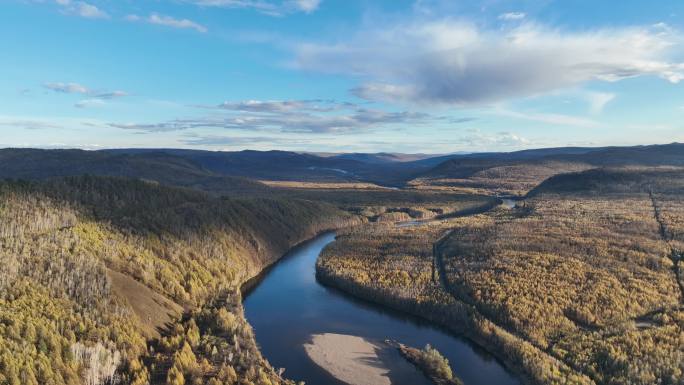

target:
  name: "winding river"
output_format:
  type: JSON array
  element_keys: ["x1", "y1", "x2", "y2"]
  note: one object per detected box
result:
[{"x1": 243, "y1": 232, "x2": 519, "y2": 385}]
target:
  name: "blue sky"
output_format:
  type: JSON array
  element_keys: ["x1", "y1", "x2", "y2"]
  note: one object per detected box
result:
[{"x1": 2, "y1": 0, "x2": 683, "y2": 153}]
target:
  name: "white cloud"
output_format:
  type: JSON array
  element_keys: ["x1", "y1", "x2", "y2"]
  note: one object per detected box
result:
[
  {"x1": 43, "y1": 82, "x2": 128, "y2": 100},
  {"x1": 585, "y1": 91, "x2": 615, "y2": 114},
  {"x1": 292, "y1": 0, "x2": 320, "y2": 13},
  {"x1": 126, "y1": 13, "x2": 208, "y2": 33},
  {"x1": 457, "y1": 130, "x2": 531, "y2": 148},
  {"x1": 110, "y1": 99, "x2": 432, "y2": 134},
  {"x1": 498, "y1": 12, "x2": 526, "y2": 21},
  {"x1": 215, "y1": 99, "x2": 350, "y2": 112},
  {"x1": 44, "y1": 82, "x2": 90, "y2": 94},
  {"x1": 74, "y1": 2, "x2": 107, "y2": 18},
  {"x1": 74, "y1": 99, "x2": 106, "y2": 108},
  {"x1": 294, "y1": 20, "x2": 684, "y2": 106},
  {"x1": 493, "y1": 108, "x2": 600, "y2": 128},
  {"x1": 180, "y1": 134, "x2": 307, "y2": 146},
  {"x1": 653, "y1": 22, "x2": 675, "y2": 35},
  {"x1": 148, "y1": 13, "x2": 208, "y2": 33},
  {"x1": 0, "y1": 118, "x2": 62, "y2": 130},
  {"x1": 54, "y1": 0, "x2": 109, "y2": 19},
  {"x1": 185, "y1": 0, "x2": 321, "y2": 16},
  {"x1": 95, "y1": 90, "x2": 128, "y2": 99}
]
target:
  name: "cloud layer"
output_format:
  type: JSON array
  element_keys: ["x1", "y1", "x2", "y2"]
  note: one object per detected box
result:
[
  {"x1": 457, "y1": 130, "x2": 530, "y2": 148},
  {"x1": 44, "y1": 82, "x2": 127, "y2": 99},
  {"x1": 294, "y1": 20, "x2": 684, "y2": 105},
  {"x1": 55, "y1": 0, "x2": 108, "y2": 18},
  {"x1": 43, "y1": 82, "x2": 128, "y2": 108},
  {"x1": 111, "y1": 99, "x2": 431, "y2": 134},
  {"x1": 0, "y1": 119, "x2": 63, "y2": 130},
  {"x1": 126, "y1": 13, "x2": 208, "y2": 33},
  {"x1": 498, "y1": 12, "x2": 526, "y2": 21},
  {"x1": 185, "y1": 0, "x2": 321, "y2": 16}
]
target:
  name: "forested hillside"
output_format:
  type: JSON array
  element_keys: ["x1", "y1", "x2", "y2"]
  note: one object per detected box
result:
[
  {"x1": 412, "y1": 143, "x2": 684, "y2": 196},
  {"x1": 3, "y1": 144, "x2": 683, "y2": 195},
  {"x1": 2, "y1": 146, "x2": 683, "y2": 385},
  {"x1": 0, "y1": 176, "x2": 359, "y2": 385},
  {"x1": 0, "y1": 149, "x2": 269, "y2": 196},
  {"x1": 0, "y1": 148, "x2": 433, "y2": 187},
  {"x1": 319, "y1": 166, "x2": 684, "y2": 385}
]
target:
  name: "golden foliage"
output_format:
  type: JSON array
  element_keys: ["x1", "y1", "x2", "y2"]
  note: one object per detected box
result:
[{"x1": 0, "y1": 176, "x2": 359, "y2": 385}]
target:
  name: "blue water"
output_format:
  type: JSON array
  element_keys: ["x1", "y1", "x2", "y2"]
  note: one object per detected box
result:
[{"x1": 243, "y1": 232, "x2": 519, "y2": 385}]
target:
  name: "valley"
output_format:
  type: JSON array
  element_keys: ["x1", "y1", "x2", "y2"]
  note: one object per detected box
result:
[
  {"x1": 0, "y1": 143, "x2": 683, "y2": 385},
  {"x1": 6, "y1": 2, "x2": 684, "y2": 384}
]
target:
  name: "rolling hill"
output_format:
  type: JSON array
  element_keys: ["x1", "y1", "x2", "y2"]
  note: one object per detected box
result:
[
  {"x1": 412, "y1": 143, "x2": 684, "y2": 195},
  {"x1": 103, "y1": 148, "x2": 441, "y2": 185},
  {"x1": 0, "y1": 175, "x2": 359, "y2": 385},
  {"x1": 2, "y1": 143, "x2": 682, "y2": 196},
  {"x1": 0, "y1": 148, "x2": 269, "y2": 195}
]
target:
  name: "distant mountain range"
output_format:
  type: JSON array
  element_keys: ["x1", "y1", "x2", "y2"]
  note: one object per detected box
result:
[
  {"x1": 1, "y1": 143, "x2": 682, "y2": 193},
  {"x1": 423, "y1": 143, "x2": 684, "y2": 179},
  {"x1": 313, "y1": 152, "x2": 462, "y2": 164}
]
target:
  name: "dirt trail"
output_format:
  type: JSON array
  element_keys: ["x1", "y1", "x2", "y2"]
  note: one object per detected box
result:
[{"x1": 648, "y1": 191, "x2": 684, "y2": 302}]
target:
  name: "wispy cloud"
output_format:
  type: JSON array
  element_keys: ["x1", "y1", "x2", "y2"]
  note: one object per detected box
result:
[
  {"x1": 585, "y1": 91, "x2": 616, "y2": 114},
  {"x1": 44, "y1": 82, "x2": 128, "y2": 108},
  {"x1": 95, "y1": 90, "x2": 128, "y2": 99},
  {"x1": 498, "y1": 12, "x2": 526, "y2": 21},
  {"x1": 110, "y1": 99, "x2": 432, "y2": 134},
  {"x1": 293, "y1": 0, "x2": 320, "y2": 13},
  {"x1": 493, "y1": 108, "x2": 600, "y2": 128},
  {"x1": 74, "y1": 99, "x2": 106, "y2": 108},
  {"x1": 0, "y1": 119, "x2": 63, "y2": 130},
  {"x1": 185, "y1": 0, "x2": 321, "y2": 16},
  {"x1": 43, "y1": 82, "x2": 128, "y2": 99},
  {"x1": 457, "y1": 130, "x2": 531, "y2": 148},
  {"x1": 294, "y1": 20, "x2": 684, "y2": 106},
  {"x1": 214, "y1": 99, "x2": 353, "y2": 112},
  {"x1": 44, "y1": 82, "x2": 89, "y2": 94},
  {"x1": 55, "y1": 0, "x2": 109, "y2": 19},
  {"x1": 126, "y1": 13, "x2": 208, "y2": 33},
  {"x1": 180, "y1": 134, "x2": 308, "y2": 146},
  {"x1": 449, "y1": 117, "x2": 478, "y2": 124}
]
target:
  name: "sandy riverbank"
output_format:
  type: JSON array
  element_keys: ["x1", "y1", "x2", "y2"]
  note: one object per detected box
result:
[
  {"x1": 304, "y1": 333, "x2": 392, "y2": 385},
  {"x1": 304, "y1": 333, "x2": 431, "y2": 385}
]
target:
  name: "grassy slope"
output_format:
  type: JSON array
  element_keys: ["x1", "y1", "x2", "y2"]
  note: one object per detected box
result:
[{"x1": 0, "y1": 176, "x2": 360, "y2": 385}]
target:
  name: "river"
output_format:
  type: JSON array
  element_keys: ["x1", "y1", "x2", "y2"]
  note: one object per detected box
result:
[{"x1": 243, "y1": 232, "x2": 519, "y2": 385}]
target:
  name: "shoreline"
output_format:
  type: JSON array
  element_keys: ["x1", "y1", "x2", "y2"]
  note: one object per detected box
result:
[
  {"x1": 315, "y1": 267, "x2": 536, "y2": 385},
  {"x1": 303, "y1": 333, "x2": 434, "y2": 385},
  {"x1": 303, "y1": 333, "x2": 394, "y2": 385},
  {"x1": 239, "y1": 217, "x2": 363, "y2": 297}
]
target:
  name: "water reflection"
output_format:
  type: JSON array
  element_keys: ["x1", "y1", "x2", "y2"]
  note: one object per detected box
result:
[{"x1": 242, "y1": 233, "x2": 519, "y2": 385}]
